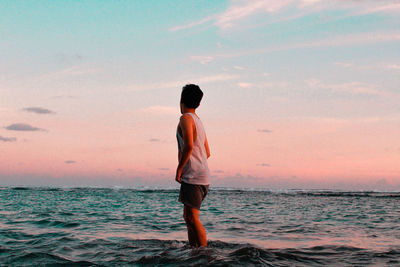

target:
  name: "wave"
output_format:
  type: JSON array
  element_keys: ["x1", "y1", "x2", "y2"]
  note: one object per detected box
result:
[
  {"x1": 8, "y1": 251, "x2": 96, "y2": 266},
  {"x1": 32, "y1": 219, "x2": 80, "y2": 228},
  {"x1": 1, "y1": 238, "x2": 399, "y2": 266}
]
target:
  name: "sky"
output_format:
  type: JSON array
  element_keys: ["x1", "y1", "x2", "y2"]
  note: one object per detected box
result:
[{"x1": 0, "y1": 0, "x2": 399, "y2": 190}]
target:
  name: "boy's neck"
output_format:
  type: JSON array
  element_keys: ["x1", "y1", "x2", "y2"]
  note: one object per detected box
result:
[{"x1": 182, "y1": 107, "x2": 196, "y2": 114}]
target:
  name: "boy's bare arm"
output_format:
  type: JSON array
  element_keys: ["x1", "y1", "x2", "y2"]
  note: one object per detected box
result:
[
  {"x1": 175, "y1": 114, "x2": 194, "y2": 182},
  {"x1": 177, "y1": 125, "x2": 182, "y2": 161},
  {"x1": 204, "y1": 136, "x2": 210, "y2": 158}
]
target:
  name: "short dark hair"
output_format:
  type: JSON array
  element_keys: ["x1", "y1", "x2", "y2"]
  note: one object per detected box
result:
[{"x1": 180, "y1": 84, "x2": 203, "y2": 109}]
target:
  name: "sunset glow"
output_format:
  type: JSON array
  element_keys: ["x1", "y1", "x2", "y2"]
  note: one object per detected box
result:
[{"x1": 1, "y1": 1, "x2": 399, "y2": 189}]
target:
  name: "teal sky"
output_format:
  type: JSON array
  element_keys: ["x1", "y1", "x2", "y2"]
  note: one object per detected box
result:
[{"x1": 1, "y1": 0, "x2": 399, "y2": 189}]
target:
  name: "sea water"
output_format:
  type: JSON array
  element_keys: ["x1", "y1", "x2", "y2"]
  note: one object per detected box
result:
[{"x1": 1, "y1": 186, "x2": 399, "y2": 266}]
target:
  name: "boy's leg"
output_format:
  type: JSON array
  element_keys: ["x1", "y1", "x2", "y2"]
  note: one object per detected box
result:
[
  {"x1": 184, "y1": 205, "x2": 207, "y2": 247},
  {"x1": 183, "y1": 205, "x2": 198, "y2": 247}
]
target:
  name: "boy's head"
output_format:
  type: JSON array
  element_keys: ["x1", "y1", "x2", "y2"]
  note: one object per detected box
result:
[{"x1": 180, "y1": 84, "x2": 203, "y2": 109}]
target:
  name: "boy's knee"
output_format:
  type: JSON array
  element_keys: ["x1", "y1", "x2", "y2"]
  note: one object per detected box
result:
[
  {"x1": 183, "y1": 214, "x2": 191, "y2": 224},
  {"x1": 184, "y1": 212, "x2": 198, "y2": 225},
  {"x1": 184, "y1": 213, "x2": 194, "y2": 225}
]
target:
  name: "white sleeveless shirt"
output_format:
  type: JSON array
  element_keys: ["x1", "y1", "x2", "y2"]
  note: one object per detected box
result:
[{"x1": 176, "y1": 112, "x2": 211, "y2": 185}]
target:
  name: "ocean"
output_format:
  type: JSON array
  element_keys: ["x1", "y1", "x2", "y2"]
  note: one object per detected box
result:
[{"x1": 1, "y1": 186, "x2": 399, "y2": 266}]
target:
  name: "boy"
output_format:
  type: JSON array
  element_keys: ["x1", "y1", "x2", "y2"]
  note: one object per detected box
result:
[{"x1": 175, "y1": 84, "x2": 211, "y2": 248}]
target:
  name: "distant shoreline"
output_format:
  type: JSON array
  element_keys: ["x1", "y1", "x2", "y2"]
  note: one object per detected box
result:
[{"x1": 2, "y1": 186, "x2": 400, "y2": 194}]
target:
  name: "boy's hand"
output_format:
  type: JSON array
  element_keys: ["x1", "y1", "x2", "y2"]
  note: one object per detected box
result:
[{"x1": 175, "y1": 168, "x2": 182, "y2": 183}]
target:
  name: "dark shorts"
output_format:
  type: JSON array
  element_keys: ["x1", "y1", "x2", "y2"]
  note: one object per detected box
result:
[{"x1": 178, "y1": 181, "x2": 209, "y2": 210}]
